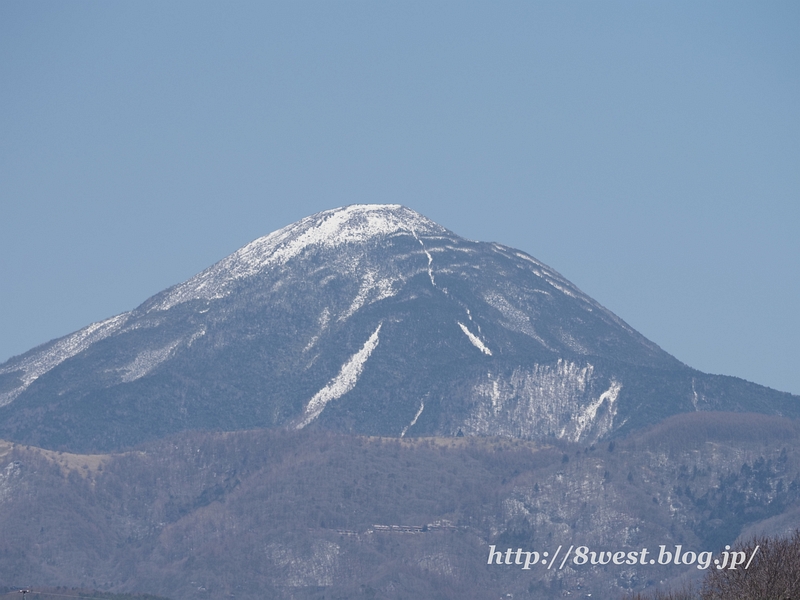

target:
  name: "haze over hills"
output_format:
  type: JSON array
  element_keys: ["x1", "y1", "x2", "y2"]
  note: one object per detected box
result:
[{"x1": 0, "y1": 204, "x2": 797, "y2": 453}]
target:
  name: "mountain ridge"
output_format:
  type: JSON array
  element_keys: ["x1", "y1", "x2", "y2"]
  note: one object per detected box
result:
[{"x1": 0, "y1": 204, "x2": 796, "y2": 452}]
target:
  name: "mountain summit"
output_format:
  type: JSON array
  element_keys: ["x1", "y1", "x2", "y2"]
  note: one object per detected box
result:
[{"x1": 1, "y1": 205, "x2": 796, "y2": 452}]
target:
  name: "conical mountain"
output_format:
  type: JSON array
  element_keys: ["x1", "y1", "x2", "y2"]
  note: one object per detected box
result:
[{"x1": 1, "y1": 204, "x2": 796, "y2": 452}]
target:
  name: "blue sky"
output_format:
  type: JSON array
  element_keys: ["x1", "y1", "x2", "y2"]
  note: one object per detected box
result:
[{"x1": 1, "y1": 2, "x2": 798, "y2": 394}]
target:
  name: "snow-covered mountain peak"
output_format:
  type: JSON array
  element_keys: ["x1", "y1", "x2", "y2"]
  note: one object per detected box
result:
[
  {"x1": 293, "y1": 204, "x2": 448, "y2": 244},
  {"x1": 153, "y1": 204, "x2": 448, "y2": 311},
  {"x1": 252, "y1": 204, "x2": 448, "y2": 263}
]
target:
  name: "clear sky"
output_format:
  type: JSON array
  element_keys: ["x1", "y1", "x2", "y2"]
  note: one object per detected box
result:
[{"x1": 1, "y1": 2, "x2": 798, "y2": 395}]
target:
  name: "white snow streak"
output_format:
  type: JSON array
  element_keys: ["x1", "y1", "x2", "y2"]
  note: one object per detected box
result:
[
  {"x1": 545, "y1": 278, "x2": 578, "y2": 299},
  {"x1": 339, "y1": 271, "x2": 398, "y2": 322},
  {"x1": 458, "y1": 322, "x2": 492, "y2": 356},
  {"x1": 297, "y1": 323, "x2": 383, "y2": 428},
  {"x1": 119, "y1": 339, "x2": 181, "y2": 383},
  {"x1": 413, "y1": 233, "x2": 436, "y2": 287},
  {"x1": 400, "y1": 401, "x2": 425, "y2": 437},
  {"x1": 566, "y1": 380, "x2": 621, "y2": 442},
  {"x1": 187, "y1": 327, "x2": 206, "y2": 346},
  {"x1": 303, "y1": 308, "x2": 331, "y2": 352}
]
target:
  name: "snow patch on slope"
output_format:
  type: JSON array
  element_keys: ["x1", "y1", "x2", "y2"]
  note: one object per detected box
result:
[
  {"x1": 304, "y1": 308, "x2": 331, "y2": 352},
  {"x1": 463, "y1": 361, "x2": 622, "y2": 442},
  {"x1": 339, "y1": 270, "x2": 400, "y2": 322},
  {"x1": 566, "y1": 380, "x2": 621, "y2": 442},
  {"x1": 0, "y1": 313, "x2": 130, "y2": 406},
  {"x1": 119, "y1": 339, "x2": 182, "y2": 383},
  {"x1": 266, "y1": 540, "x2": 340, "y2": 587},
  {"x1": 483, "y1": 291, "x2": 550, "y2": 348},
  {"x1": 187, "y1": 327, "x2": 206, "y2": 346},
  {"x1": 0, "y1": 461, "x2": 23, "y2": 504},
  {"x1": 458, "y1": 322, "x2": 492, "y2": 356},
  {"x1": 297, "y1": 323, "x2": 383, "y2": 428}
]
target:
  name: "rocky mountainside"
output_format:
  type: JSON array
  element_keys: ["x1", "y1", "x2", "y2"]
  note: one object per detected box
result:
[{"x1": 0, "y1": 204, "x2": 797, "y2": 452}]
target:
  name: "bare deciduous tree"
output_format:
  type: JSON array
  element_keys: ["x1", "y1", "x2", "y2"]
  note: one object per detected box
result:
[
  {"x1": 702, "y1": 530, "x2": 800, "y2": 600},
  {"x1": 625, "y1": 530, "x2": 800, "y2": 600}
]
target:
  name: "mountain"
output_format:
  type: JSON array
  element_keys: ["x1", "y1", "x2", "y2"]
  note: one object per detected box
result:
[
  {"x1": 2, "y1": 204, "x2": 800, "y2": 599},
  {"x1": 0, "y1": 204, "x2": 797, "y2": 453}
]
